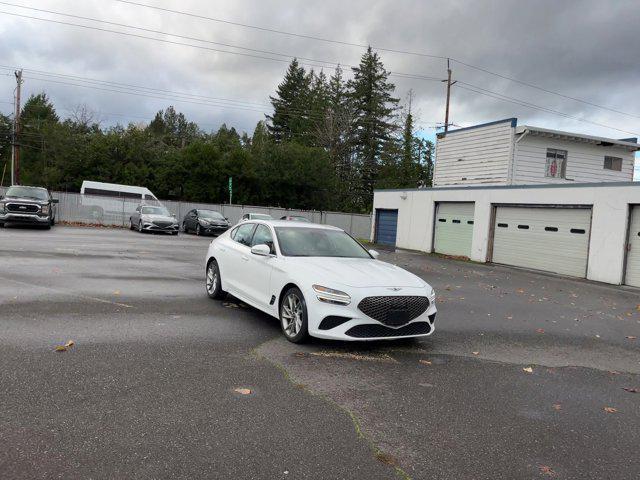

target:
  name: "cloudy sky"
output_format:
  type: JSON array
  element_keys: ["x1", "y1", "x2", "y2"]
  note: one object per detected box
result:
[{"x1": 0, "y1": 0, "x2": 638, "y2": 176}]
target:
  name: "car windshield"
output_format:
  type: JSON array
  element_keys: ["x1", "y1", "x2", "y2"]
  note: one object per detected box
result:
[
  {"x1": 275, "y1": 227, "x2": 371, "y2": 258},
  {"x1": 251, "y1": 214, "x2": 273, "y2": 220},
  {"x1": 141, "y1": 206, "x2": 170, "y2": 215},
  {"x1": 5, "y1": 186, "x2": 49, "y2": 200},
  {"x1": 199, "y1": 210, "x2": 225, "y2": 220}
]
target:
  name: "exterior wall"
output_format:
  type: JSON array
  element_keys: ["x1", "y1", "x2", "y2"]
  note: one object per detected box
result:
[
  {"x1": 513, "y1": 134, "x2": 635, "y2": 184},
  {"x1": 372, "y1": 183, "x2": 640, "y2": 285},
  {"x1": 433, "y1": 119, "x2": 515, "y2": 186}
]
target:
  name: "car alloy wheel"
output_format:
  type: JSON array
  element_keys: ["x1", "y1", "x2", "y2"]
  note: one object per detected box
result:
[
  {"x1": 205, "y1": 259, "x2": 226, "y2": 299},
  {"x1": 280, "y1": 288, "x2": 309, "y2": 343},
  {"x1": 138, "y1": 220, "x2": 143, "y2": 232}
]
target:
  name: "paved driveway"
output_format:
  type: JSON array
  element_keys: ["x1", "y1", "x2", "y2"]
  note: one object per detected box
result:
[{"x1": 0, "y1": 226, "x2": 638, "y2": 479}]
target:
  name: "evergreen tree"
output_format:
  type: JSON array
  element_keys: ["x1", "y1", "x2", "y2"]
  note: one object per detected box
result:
[
  {"x1": 348, "y1": 47, "x2": 399, "y2": 207},
  {"x1": 266, "y1": 59, "x2": 311, "y2": 143}
]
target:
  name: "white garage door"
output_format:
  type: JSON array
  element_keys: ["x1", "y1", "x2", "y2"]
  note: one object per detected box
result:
[
  {"x1": 625, "y1": 206, "x2": 640, "y2": 287},
  {"x1": 434, "y1": 202, "x2": 475, "y2": 257},
  {"x1": 492, "y1": 206, "x2": 591, "y2": 278}
]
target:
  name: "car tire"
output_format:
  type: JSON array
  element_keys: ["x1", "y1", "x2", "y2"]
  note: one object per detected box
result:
[
  {"x1": 205, "y1": 259, "x2": 226, "y2": 299},
  {"x1": 50, "y1": 216, "x2": 55, "y2": 226},
  {"x1": 182, "y1": 222, "x2": 188, "y2": 233},
  {"x1": 130, "y1": 219, "x2": 135, "y2": 230},
  {"x1": 279, "y1": 287, "x2": 309, "y2": 343},
  {"x1": 138, "y1": 220, "x2": 144, "y2": 233},
  {"x1": 196, "y1": 224, "x2": 202, "y2": 236}
]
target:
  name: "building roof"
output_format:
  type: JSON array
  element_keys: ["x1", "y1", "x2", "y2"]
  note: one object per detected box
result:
[
  {"x1": 515, "y1": 125, "x2": 640, "y2": 151},
  {"x1": 437, "y1": 117, "x2": 640, "y2": 151}
]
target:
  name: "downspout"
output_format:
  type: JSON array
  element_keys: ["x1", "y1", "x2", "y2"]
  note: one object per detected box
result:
[{"x1": 512, "y1": 128, "x2": 530, "y2": 185}]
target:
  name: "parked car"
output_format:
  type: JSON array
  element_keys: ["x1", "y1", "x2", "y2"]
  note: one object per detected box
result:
[
  {"x1": 183, "y1": 209, "x2": 230, "y2": 236},
  {"x1": 204, "y1": 220, "x2": 437, "y2": 343},
  {"x1": 0, "y1": 185, "x2": 58, "y2": 229},
  {"x1": 241, "y1": 213, "x2": 273, "y2": 221},
  {"x1": 80, "y1": 180, "x2": 160, "y2": 222},
  {"x1": 129, "y1": 205, "x2": 179, "y2": 234},
  {"x1": 280, "y1": 215, "x2": 311, "y2": 222}
]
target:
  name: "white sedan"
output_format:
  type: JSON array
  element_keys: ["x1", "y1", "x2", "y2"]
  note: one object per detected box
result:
[{"x1": 204, "y1": 220, "x2": 437, "y2": 342}]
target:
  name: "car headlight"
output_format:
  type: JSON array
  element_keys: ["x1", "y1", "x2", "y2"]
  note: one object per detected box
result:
[
  {"x1": 428, "y1": 286, "x2": 436, "y2": 301},
  {"x1": 41, "y1": 204, "x2": 50, "y2": 215},
  {"x1": 312, "y1": 285, "x2": 351, "y2": 305},
  {"x1": 199, "y1": 219, "x2": 210, "y2": 225}
]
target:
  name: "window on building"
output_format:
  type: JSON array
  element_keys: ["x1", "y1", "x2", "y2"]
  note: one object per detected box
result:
[
  {"x1": 545, "y1": 149, "x2": 567, "y2": 178},
  {"x1": 603, "y1": 156, "x2": 622, "y2": 171}
]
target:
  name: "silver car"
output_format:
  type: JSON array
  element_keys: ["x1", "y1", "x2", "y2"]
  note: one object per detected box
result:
[{"x1": 130, "y1": 205, "x2": 179, "y2": 235}]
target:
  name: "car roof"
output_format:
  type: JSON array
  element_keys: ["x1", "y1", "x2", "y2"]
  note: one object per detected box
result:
[{"x1": 246, "y1": 219, "x2": 341, "y2": 230}]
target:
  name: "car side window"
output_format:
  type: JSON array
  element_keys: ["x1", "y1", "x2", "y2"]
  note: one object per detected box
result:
[
  {"x1": 251, "y1": 224, "x2": 275, "y2": 253},
  {"x1": 234, "y1": 223, "x2": 256, "y2": 246}
]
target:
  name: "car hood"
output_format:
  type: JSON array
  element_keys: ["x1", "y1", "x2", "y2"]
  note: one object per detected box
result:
[
  {"x1": 4, "y1": 196, "x2": 48, "y2": 205},
  {"x1": 286, "y1": 257, "x2": 426, "y2": 288},
  {"x1": 142, "y1": 214, "x2": 176, "y2": 222}
]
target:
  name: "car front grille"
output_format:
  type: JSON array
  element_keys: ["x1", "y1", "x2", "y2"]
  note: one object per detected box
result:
[
  {"x1": 358, "y1": 296, "x2": 430, "y2": 327},
  {"x1": 153, "y1": 221, "x2": 174, "y2": 228},
  {"x1": 7, "y1": 203, "x2": 39, "y2": 213},
  {"x1": 345, "y1": 321, "x2": 431, "y2": 338}
]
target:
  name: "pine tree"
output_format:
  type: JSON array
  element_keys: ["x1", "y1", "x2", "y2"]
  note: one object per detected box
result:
[
  {"x1": 348, "y1": 47, "x2": 399, "y2": 207},
  {"x1": 266, "y1": 59, "x2": 311, "y2": 143}
]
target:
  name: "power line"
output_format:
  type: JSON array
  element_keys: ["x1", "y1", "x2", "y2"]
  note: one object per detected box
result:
[
  {"x1": 114, "y1": 0, "x2": 640, "y2": 120},
  {"x1": 0, "y1": 5, "x2": 444, "y2": 83},
  {"x1": 455, "y1": 83, "x2": 640, "y2": 136}
]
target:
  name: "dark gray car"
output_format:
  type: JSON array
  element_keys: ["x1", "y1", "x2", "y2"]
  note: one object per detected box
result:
[{"x1": 182, "y1": 209, "x2": 230, "y2": 236}]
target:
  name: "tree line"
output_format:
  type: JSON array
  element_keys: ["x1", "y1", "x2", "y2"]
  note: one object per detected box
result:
[{"x1": 0, "y1": 47, "x2": 433, "y2": 213}]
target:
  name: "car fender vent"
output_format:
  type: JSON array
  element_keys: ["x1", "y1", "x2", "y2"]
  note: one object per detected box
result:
[{"x1": 318, "y1": 316, "x2": 351, "y2": 330}]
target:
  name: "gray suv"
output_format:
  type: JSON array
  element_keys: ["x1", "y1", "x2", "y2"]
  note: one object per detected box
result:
[{"x1": 0, "y1": 185, "x2": 58, "y2": 228}]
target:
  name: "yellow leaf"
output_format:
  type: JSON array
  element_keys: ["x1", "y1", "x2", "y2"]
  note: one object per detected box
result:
[
  {"x1": 522, "y1": 367, "x2": 533, "y2": 373},
  {"x1": 54, "y1": 345, "x2": 67, "y2": 352},
  {"x1": 603, "y1": 406, "x2": 617, "y2": 413},
  {"x1": 234, "y1": 388, "x2": 252, "y2": 395},
  {"x1": 64, "y1": 340, "x2": 75, "y2": 348}
]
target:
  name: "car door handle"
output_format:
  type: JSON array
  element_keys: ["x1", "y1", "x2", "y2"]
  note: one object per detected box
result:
[{"x1": 241, "y1": 255, "x2": 249, "y2": 261}]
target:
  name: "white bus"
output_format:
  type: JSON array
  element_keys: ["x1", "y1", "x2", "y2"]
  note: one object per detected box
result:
[{"x1": 80, "y1": 181, "x2": 161, "y2": 222}]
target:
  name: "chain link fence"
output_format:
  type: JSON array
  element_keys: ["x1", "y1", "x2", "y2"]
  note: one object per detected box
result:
[{"x1": 1, "y1": 187, "x2": 372, "y2": 238}]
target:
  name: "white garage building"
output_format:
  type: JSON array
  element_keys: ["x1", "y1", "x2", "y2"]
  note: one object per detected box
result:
[{"x1": 371, "y1": 119, "x2": 640, "y2": 287}]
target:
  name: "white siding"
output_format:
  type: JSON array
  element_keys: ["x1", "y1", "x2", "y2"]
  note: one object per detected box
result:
[
  {"x1": 513, "y1": 135, "x2": 635, "y2": 185},
  {"x1": 433, "y1": 121, "x2": 514, "y2": 186}
]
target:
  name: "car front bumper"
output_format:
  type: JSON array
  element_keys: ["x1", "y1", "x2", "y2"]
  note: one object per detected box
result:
[
  {"x1": 302, "y1": 285, "x2": 437, "y2": 341},
  {"x1": 199, "y1": 224, "x2": 229, "y2": 235},
  {"x1": 141, "y1": 222, "x2": 179, "y2": 233},
  {"x1": 0, "y1": 213, "x2": 51, "y2": 225}
]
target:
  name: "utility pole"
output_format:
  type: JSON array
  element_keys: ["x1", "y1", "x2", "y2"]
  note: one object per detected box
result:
[
  {"x1": 11, "y1": 69, "x2": 23, "y2": 185},
  {"x1": 442, "y1": 58, "x2": 457, "y2": 133}
]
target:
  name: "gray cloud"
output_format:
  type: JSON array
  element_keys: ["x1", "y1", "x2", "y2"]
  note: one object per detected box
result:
[{"x1": 0, "y1": 0, "x2": 638, "y2": 145}]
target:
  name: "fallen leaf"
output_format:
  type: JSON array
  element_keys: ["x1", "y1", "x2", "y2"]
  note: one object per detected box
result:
[
  {"x1": 419, "y1": 359, "x2": 432, "y2": 365},
  {"x1": 536, "y1": 328, "x2": 545, "y2": 334},
  {"x1": 622, "y1": 387, "x2": 638, "y2": 393},
  {"x1": 293, "y1": 352, "x2": 306, "y2": 358},
  {"x1": 64, "y1": 340, "x2": 75, "y2": 348},
  {"x1": 603, "y1": 407, "x2": 617, "y2": 413},
  {"x1": 113, "y1": 290, "x2": 120, "y2": 296},
  {"x1": 552, "y1": 404, "x2": 562, "y2": 411},
  {"x1": 472, "y1": 351, "x2": 480, "y2": 355},
  {"x1": 539, "y1": 465, "x2": 556, "y2": 476},
  {"x1": 608, "y1": 370, "x2": 620, "y2": 375},
  {"x1": 626, "y1": 336, "x2": 637, "y2": 340},
  {"x1": 234, "y1": 388, "x2": 252, "y2": 395},
  {"x1": 374, "y1": 452, "x2": 398, "y2": 466},
  {"x1": 522, "y1": 367, "x2": 533, "y2": 373},
  {"x1": 516, "y1": 288, "x2": 525, "y2": 294},
  {"x1": 54, "y1": 345, "x2": 67, "y2": 352},
  {"x1": 506, "y1": 315, "x2": 513, "y2": 320},
  {"x1": 636, "y1": 304, "x2": 640, "y2": 311}
]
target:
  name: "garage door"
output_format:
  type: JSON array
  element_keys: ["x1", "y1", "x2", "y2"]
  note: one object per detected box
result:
[
  {"x1": 375, "y1": 209, "x2": 398, "y2": 246},
  {"x1": 625, "y1": 206, "x2": 640, "y2": 287},
  {"x1": 492, "y1": 206, "x2": 591, "y2": 278},
  {"x1": 434, "y1": 202, "x2": 474, "y2": 257}
]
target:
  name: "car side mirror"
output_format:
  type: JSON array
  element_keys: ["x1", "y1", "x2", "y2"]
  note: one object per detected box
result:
[
  {"x1": 52, "y1": 198, "x2": 59, "y2": 204},
  {"x1": 369, "y1": 249, "x2": 380, "y2": 259},
  {"x1": 251, "y1": 244, "x2": 271, "y2": 256}
]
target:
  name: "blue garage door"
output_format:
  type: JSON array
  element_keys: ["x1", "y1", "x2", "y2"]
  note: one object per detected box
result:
[{"x1": 375, "y1": 209, "x2": 398, "y2": 246}]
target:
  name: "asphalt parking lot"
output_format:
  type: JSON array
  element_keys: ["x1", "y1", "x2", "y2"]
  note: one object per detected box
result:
[{"x1": 1, "y1": 226, "x2": 639, "y2": 480}]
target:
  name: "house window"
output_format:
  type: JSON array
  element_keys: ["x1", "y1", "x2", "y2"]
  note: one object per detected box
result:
[
  {"x1": 545, "y1": 149, "x2": 567, "y2": 178},
  {"x1": 603, "y1": 156, "x2": 622, "y2": 171}
]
